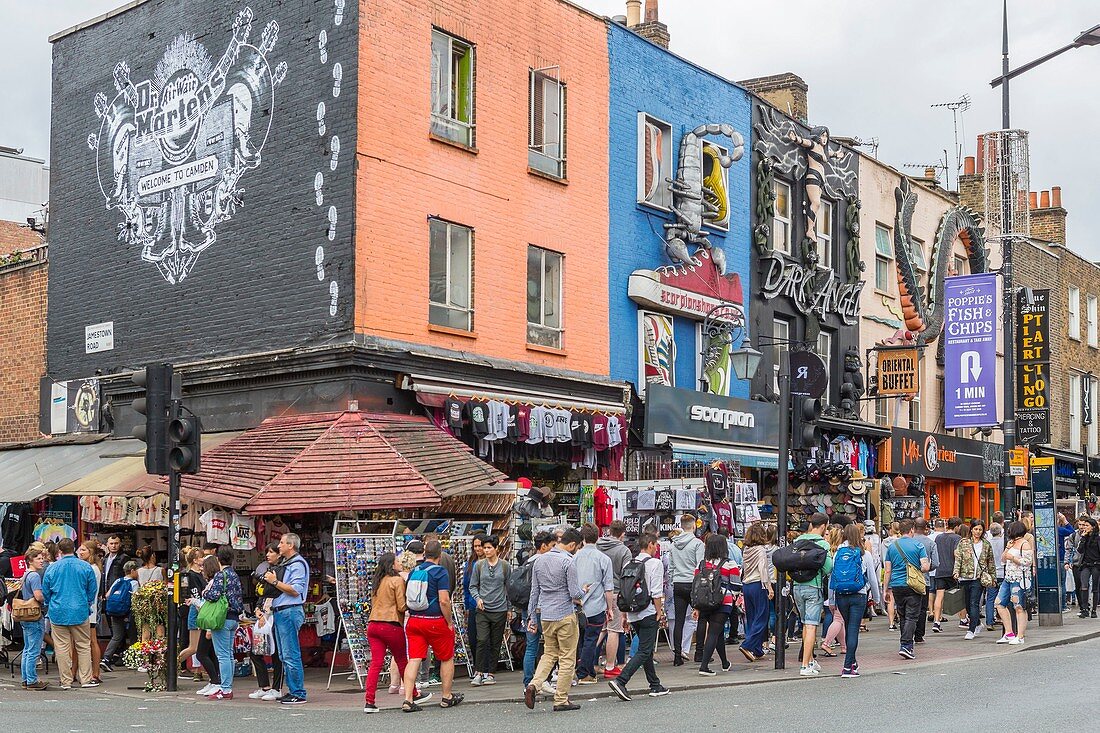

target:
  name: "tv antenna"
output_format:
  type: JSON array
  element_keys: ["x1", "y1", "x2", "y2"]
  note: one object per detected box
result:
[
  {"x1": 903, "y1": 151, "x2": 950, "y2": 185},
  {"x1": 930, "y1": 94, "x2": 971, "y2": 189}
]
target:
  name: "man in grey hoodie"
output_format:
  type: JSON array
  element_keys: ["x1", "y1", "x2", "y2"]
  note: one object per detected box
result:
[
  {"x1": 669, "y1": 514, "x2": 705, "y2": 665},
  {"x1": 596, "y1": 520, "x2": 632, "y2": 677}
]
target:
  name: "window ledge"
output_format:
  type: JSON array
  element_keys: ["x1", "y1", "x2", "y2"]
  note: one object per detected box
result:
[
  {"x1": 429, "y1": 323, "x2": 477, "y2": 339},
  {"x1": 1070, "y1": 335, "x2": 1082, "y2": 342},
  {"x1": 526, "y1": 342, "x2": 567, "y2": 356},
  {"x1": 637, "y1": 200, "x2": 672, "y2": 214},
  {"x1": 527, "y1": 167, "x2": 568, "y2": 185},
  {"x1": 875, "y1": 289, "x2": 893, "y2": 298},
  {"x1": 429, "y1": 132, "x2": 478, "y2": 155}
]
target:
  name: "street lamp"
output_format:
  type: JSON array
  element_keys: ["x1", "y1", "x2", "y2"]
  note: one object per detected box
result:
[{"x1": 987, "y1": 2, "x2": 1100, "y2": 517}]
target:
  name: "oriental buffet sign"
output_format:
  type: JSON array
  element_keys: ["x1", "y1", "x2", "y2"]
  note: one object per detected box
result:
[{"x1": 760, "y1": 252, "x2": 862, "y2": 325}]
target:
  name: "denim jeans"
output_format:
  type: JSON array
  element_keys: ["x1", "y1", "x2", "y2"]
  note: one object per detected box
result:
[
  {"x1": 835, "y1": 592, "x2": 866, "y2": 670},
  {"x1": 522, "y1": 615, "x2": 541, "y2": 686},
  {"x1": 211, "y1": 619, "x2": 240, "y2": 692},
  {"x1": 273, "y1": 605, "x2": 306, "y2": 698},
  {"x1": 985, "y1": 577, "x2": 1002, "y2": 625},
  {"x1": 577, "y1": 613, "x2": 604, "y2": 679},
  {"x1": 961, "y1": 580, "x2": 984, "y2": 633},
  {"x1": 21, "y1": 619, "x2": 45, "y2": 684},
  {"x1": 619, "y1": 614, "x2": 660, "y2": 691}
]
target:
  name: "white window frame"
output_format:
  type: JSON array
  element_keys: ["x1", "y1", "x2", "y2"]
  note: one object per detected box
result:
[
  {"x1": 817, "y1": 200, "x2": 833, "y2": 270},
  {"x1": 428, "y1": 218, "x2": 474, "y2": 331},
  {"x1": 772, "y1": 318, "x2": 789, "y2": 395},
  {"x1": 954, "y1": 254, "x2": 967, "y2": 277},
  {"x1": 528, "y1": 69, "x2": 566, "y2": 178},
  {"x1": 527, "y1": 245, "x2": 563, "y2": 348},
  {"x1": 908, "y1": 396, "x2": 920, "y2": 431},
  {"x1": 875, "y1": 397, "x2": 890, "y2": 427},
  {"x1": 816, "y1": 330, "x2": 832, "y2": 381},
  {"x1": 637, "y1": 113, "x2": 673, "y2": 210},
  {"x1": 875, "y1": 223, "x2": 892, "y2": 293},
  {"x1": 1069, "y1": 286, "x2": 1081, "y2": 340},
  {"x1": 1088, "y1": 294, "x2": 1097, "y2": 348},
  {"x1": 772, "y1": 180, "x2": 792, "y2": 254},
  {"x1": 430, "y1": 29, "x2": 475, "y2": 146},
  {"x1": 1071, "y1": 373, "x2": 1082, "y2": 452},
  {"x1": 701, "y1": 141, "x2": 730, "y2": 231}
]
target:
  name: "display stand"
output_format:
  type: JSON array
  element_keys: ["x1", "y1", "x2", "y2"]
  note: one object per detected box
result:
[{"x1": 328, "y1": 519, "x2": 398, "y2": 691}]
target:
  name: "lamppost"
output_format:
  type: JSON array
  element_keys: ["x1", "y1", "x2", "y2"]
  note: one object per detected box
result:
[{"x1": 988, "y1": 3, "x2": 1100, "y2": 516}]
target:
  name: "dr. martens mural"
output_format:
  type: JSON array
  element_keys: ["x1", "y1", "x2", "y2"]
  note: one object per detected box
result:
[{"x1": 48, "y1": 0, "x2": 357, "y2": 378}]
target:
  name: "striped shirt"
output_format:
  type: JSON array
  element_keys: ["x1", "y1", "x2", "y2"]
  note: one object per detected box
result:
[{"x1": 527, "y1": 546, "x2": 581, "y2": 622}]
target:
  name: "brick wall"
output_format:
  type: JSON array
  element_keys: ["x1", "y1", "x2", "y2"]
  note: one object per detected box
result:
[
  {"x1": 356, "y1": 0, "x2": 610, "y2": 376},
  {"x1": 0, "y1": 259, "x2": 47, "y2": 442}
]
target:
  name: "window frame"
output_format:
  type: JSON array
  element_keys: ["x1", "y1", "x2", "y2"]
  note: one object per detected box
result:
[
  {"x1": 817, "y1": 199, "x2": 833, "y2": 270},
  {"x1": 427, "y1": 218, "x2": 474, "y2": 331},
  {"x1": 1070, "y1": 286, "x2": 1081, "y2": 340},
  {"x1": 772, "y1": 179, "x2": 792, "y2": 254},
  {"x1": 874, "y1": 223, "x2": 892, "y2": 293},
  {"x1": 1091, "y1": 375, "x2": 1099, "y2": 454},
  {"x1": 527, "y1": 245, "x2": 564, "y2": 348},
  {"x1": 908, "y1": 396, "x2": 920, "y2": 431},
  {"x1": 816, "y1": 330, "x2": 832, "y2": 382},
  {"x1": 701, "y1": 141, "x2": 730, "y2": 231},
  {"x1": 772, "y1": 318, "x2": 790, "y2": 395},
  {"x1": 430, "y1": 29, "x2": 476, "y2": 147},
  {"x1": 1088, "y1": 294, "x2": 1097, "y2": 348},
  {"x1": 638, "y1": 310, "x2": 675, "y2": 393},
  {"x1": 528, "y1": 69, "x2": 566, "y2": 179},
  {"x1": 875, "y1": 396, "x2": 890, "y2": 427},
  {"x1": 637, "y1": 113, "x2": 673, "y2": 211}
]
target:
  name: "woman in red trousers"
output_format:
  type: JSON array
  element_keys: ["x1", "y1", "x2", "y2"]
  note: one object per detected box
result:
[{"x1": 364, "y1": 553, "x2": 418, "y2": 713}]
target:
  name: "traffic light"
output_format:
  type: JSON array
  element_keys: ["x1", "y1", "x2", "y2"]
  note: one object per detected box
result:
[
  {"x1": 132, "y1": 363, "x2": 173, "y2": 475},
  {"x1": 797, "y1": 397, "x2": 823, "y2": 449},
  {"x1": 168, "y1": 409, "x2": 202, "y2": 474}
]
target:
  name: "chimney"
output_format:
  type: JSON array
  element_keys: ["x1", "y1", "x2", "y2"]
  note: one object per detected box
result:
[
  {"x1": 632, "y1": 0, "x2": 670, "y2": 49},
  {"x1": 625, "y1": 0, "x2": 641, "y2": 26},
  {"x1": 738, "y1": 72, "x2": 809, "y2": 123},
  {"x1": 958, "y1": 135, "x2": 986, "y2": 214},
  {"x1": 1030, "y1": 184, "x2": 1068, "y2": 245},
  {"x1": 964, "y1": 156, "x2": 975, "y2": 175},
  {"x1": 1028, "y1": 191, "x2": 1037, "y2": 210}
]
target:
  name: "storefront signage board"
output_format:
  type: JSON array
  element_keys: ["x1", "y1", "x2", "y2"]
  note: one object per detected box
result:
[
  {"x1": 887, "y1": 427, "x2": 1003, "y2": 483},
  {"x1": 944, "y1": 273, "x2": 999, "y2": 428},
  {"x1": 1015, "y1": 289, "x2": 1051, "y2": 445},
  {"x1": 644, "y1": 383, "x2": 779, "y2": 448},
  {"x1": 875, "y1": 347, "x2": 920, "y2": 396}
]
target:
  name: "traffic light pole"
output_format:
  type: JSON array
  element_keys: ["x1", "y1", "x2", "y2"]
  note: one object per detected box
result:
[
  {"x1": 166, "y1": 465, "x2": 180, "y2": 692},
  {"x1": 774, "y1": 352, "x2": 791, "y2": 670}
]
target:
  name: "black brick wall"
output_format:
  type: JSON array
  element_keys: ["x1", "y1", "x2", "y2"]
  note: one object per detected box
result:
[{"x1": 48, "y1": 0, "x2": 357, "y2": 379}]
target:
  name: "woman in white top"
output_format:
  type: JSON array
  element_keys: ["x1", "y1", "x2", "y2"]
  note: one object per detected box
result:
[
  {"x1": 136, "y1": 545, "x2": 166, "y2": 586},
  {"x1": 76, "y1": 540, "x2": 104, "y2": 683},
  {"x1": 994, "y1": 521, "x2": 1033, "y2": 644}
]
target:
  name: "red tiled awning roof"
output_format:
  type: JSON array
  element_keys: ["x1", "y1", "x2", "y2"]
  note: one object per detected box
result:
[{"x1": 177, "y1": 411, "x2": 505, "y2": 514}]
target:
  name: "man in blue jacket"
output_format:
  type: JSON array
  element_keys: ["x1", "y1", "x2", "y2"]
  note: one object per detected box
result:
[{"x1": 42, "y1": 538, "x2": 98, "y2": 689}]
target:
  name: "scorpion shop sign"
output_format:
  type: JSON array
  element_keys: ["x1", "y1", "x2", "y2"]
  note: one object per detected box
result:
[
  {"x1": 759, "y1": 252, "x2": 862, "y2": 325},
  {"x1": 88, "y1": 7, "x2": 288, "y2": 284}
]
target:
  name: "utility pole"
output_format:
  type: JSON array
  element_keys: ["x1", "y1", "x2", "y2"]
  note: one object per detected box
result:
[
  {"x1": 774, "y1": 352, "x2": 791, "y2": 670},
  {"x1": 999, "y1": 0, "x2": 1018, "y2": 517}
]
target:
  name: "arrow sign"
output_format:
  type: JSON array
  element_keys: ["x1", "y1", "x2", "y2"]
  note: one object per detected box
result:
[{"x1": 961, "y1": 351, "x2": 982, "y2": 383}]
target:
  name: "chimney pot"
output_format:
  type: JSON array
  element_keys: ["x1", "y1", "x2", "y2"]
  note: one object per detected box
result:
[
  {"x1": 1028, "y1": 191, "x2": 1037, "y2": 210},
  {"x1": 645, "y1": 0, "x2": 658, "y2": 22},
  {"x1": 1052, "y1": 186, "x2": 1062, "y2": 208},
  {"x1": 1040, "y1": 190, "x2": 1051, "y2": 209},
  {"x1": 924, "y1": 166, "x2": 936, "y2": 179},
  {"x1": 976, "y1": 136, "x2": 985, "y2": 173},
  {"x1": 964, "y1": 156, "x2": 975, "y2": 175},
  {"x1": 626, "y1": 0, "x2": 641, "y2": 26}
]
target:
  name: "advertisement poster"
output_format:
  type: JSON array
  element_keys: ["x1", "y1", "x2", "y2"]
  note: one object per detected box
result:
[{"x1": 944, "y1": 273, "x2": 999, "y2": 428}]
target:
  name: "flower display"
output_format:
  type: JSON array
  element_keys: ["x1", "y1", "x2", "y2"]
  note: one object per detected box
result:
[
  {"x1": 121, "y1": 638, "x2": 169, "y2": 692},
  {"x1": 131, "y1": 580, "x2": 168, "y2": 634}
]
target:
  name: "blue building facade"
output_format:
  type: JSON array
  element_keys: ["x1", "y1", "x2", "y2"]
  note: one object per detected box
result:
[{"x1": 607, "y1": 23, "x2": 753, "y2": 402}]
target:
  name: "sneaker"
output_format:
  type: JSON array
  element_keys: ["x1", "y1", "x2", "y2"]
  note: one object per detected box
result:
[
  {"x1": 248, "y1": 689, "x2": 269, "y2": 699},
  {"x1": 99, "y1": 660, "x2": 113, "y2": 673},
  {"x1": 412, "y1": 690, "x2": 433, "y2": 705},
  {"x1": 932, "y1": 622, "x2": 942, "y2": 633},
  {"x1": 26, "y1": 680, "x2": 49, "y2": 691},
  {"x1": 974, "y1": 625, "x2": 983, "y2": 635},
  {"x1": 196, "y1": 683, "x2": 217, "y2": 696},
  {"x1": 81, "y1": 680, "x2": 101, "y2": 688},
  {"x1": 852, "y1": 662, "x2": 860, "y2": 674},
  {"x1": 698, "y1": 668, "x2": 717, "y2": 677},
  {"x1": 279, "y1": 694, "x2": 307, "y2": 705},
  {"x1": 986, "y1": 624, "x2": 995, "y2": 631},
  {"x1": 603, "y1": 666, "x2": 622, "y2": 678},
  {"x1": 841, "y1": 668, "x2": 860, "y2": 678},
  {"x1": 799, "y1": 666, "x2": 819, "y2": 676},
  {"x1": 608, "y1": 678, "x2": 631, "y2": 702},
  {"x1": 363, "y1": 703, "x2": 379, "y2": 713},
  {"x1": 997, "y1": 634, "x2": 1015, "y2": 644},
  {"x1": 1008, "y1": 636, "x2": 1024, "y2": 645},
  {"x1": 889, "y1": 624, "x2": 898, "y2": 631},
  {"x1": 914, "y1": 637, "x2": 926, "y2": 644},
  {"x1": 261, "y1": 688, "x2": 282, "y2": 701},
  {"x1": 191, "y1": 673, "x2": 206, "y2": 682},
  {"x1": 898, "y1": 647, "x2": 914, "y2": 659},
  {"x1": 470, "y1": 673, "x2": 484, "y2": 686},
  {"x1": 648, "y1": 685, "x2": 670, "y2": 697},
  {"x1": 481, "y1": 674, "x2": 496, "y2": 686},
  {"x1": 577, "y1": 676, "x2": 597, "y2": 685},
  {"x1": 541, "y1": 681, "x2": 556, "y2": 695},
  {"x1": 387, "y1": 683, "x2": 401, "y2": 695},
  {"x1": 427, "y1": 675, "x2": 442, "y2": 686},
  {"x1": 809, "y1": 659, "x2": 821, "y2": 672},
  {"x1": 964, "y1": 631, "x2": 975, "y2": 640},
  {"x1": 959, "y1": 619, "x2": 969, "y2": 628},
  {"x1": 722, "y1": 660, "x2": 733, "y2": 671},
  {"x1": 207, "y1": 690, "x2": 233, "y2": 700},
  {"x1": 59, "y1": 684, "x2": 72, "y2": 691}
]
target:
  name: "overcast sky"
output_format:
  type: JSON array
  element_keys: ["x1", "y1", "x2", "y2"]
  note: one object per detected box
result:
[{"x1": 2, "y1": 0, "x2": 1098, "y2": 256}]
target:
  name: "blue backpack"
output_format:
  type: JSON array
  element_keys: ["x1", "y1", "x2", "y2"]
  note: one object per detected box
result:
[
  {"x1": 105, "y1": 577, "x2": 134, "y2": 616},
  {"x1": 830, "y1": 546, "x2": 866, "y2": 594}
]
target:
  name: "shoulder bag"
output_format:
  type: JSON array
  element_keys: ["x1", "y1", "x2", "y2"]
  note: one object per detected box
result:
[
  {"x1": 896, "y1": 542, "x2": 927, "y2": 595},
  {"x1": 196, "y1": 573, "x2": 229, "y2": 631},
  {"x1": 12, "y1": 596, "x2": 42, "y2": 622}
]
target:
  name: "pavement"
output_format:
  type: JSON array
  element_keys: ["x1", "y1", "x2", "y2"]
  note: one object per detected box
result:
[{"x1": 4, "y1": 609, "x2": 1098, "y2": 715}]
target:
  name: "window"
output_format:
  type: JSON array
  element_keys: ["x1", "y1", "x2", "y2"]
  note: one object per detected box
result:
[
  {"x1": 874, "y1": 224, "x2": 892, "y2": 292},
  {"x1": 428, "y1": 219, "x2": 473, "y2": 330},
  {"x1": 772, "y1": 180, "x2": 792, "y2": 253},
  {"x1": 1089, "y1": 295, "x2": 1097, "y2": 347},
  {"x1": 1071, "y1": 373, "x2": 1082, "y2": 451},
  {"x1": 772, "y1": 318, "x2": 789, "y2": 394},
  {"x1": 1070, "y1": 287, "x2": 1081, "y2": 340},
  {"x1": 817, "y1": 200, "x2": 833, "y2": 269},
  {"x1": 816, "y1": 330, "x2": 832, "y2": 380},
  {"x1": 638, "y1": 114, "x2": 672, "y2": 209},
  {"x1": 527, "y1": 246, "x2": 563, "y2": 348},
  {"x1": 1091, "y1": 376, "x2": 1099, "y2": 455},
  {"x1": 953, "y1": 254, "x2": 967, "y2": 277},
  {"x1": 640, "y1": 312, "x2": 675, "y2": 390},
  {"x1": 908, "y1": 397, "x2": 920, "y2": 431},
  {"x1": 911, "y1": 237, "x2": 927, "y2": 276},
  {"x1": 529, "y1": 70, "x2": 566, "y2": 178},
  {"x1": 430, "y1": 30, "x2": 475, "y2": 146},
  {"x1": 701, "y1": 141, "x2": 730, "y2": 230},
  {"x1": 875, "y1": 396, "x2": 889, "y2": 427}
]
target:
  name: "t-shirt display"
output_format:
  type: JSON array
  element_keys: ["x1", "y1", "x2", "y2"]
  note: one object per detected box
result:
[
  {"x1": 229, "y1": 514, "x2": 257, "y2": 551},
  {"x1": 199, "y1": 508, "x2": 231, "y2": 545}
]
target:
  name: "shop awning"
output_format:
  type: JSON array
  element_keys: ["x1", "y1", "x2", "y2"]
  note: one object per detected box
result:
[
  {"x1": 167, "y1": 411, "x2": 506, "y2": 515},
  {"x1": 403, "y1": 374, "x2": 627, "y2": 414},
  {"x1": 0, "y1": 435, "x2": 120, "y2": 504},
  {"x1": 669, "y1": 439, "x2": 785, "y2": 469}
]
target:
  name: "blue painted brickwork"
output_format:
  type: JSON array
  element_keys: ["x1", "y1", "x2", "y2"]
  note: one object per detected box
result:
[{"x1": 606, "y1": 23, "x2": 752, "y2": 397}]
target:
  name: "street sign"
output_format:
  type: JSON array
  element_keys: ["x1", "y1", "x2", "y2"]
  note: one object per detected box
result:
[
  {"x1": 1016, "y1": 289, "x2": 1051, "y2": 445},
  {"x1": 1009, "y1": 447, "x2": 1028, "y2": 477},
  {"x1": 789, "y1": 350, "x2": 828, "y2": 398},
  {"x1": 944, "y1": 273, "x2": 999, "y2": 428},
  {"x1": 875, "y1": 347, "x2": 919, "y2": 396},
  {"x1": 1030, "y1": 457, "x2": 1061, "y2": 617}
]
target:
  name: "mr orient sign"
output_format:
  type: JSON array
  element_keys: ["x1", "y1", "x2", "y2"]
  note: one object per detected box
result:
[
  {"x1": 1016, "y1": 289, "x2": 1051, "y2": 445},
  {"x1": 875, "y1": 347, "x2": 919, "y2": 396},
  {"x1": 944, "y1": 273, "x2": 999, "y2": 429}
]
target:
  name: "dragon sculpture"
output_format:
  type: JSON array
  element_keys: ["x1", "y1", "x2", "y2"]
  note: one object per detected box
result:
[{"x1": 892, "y1": 177, "x2": 989, "y2": 345}]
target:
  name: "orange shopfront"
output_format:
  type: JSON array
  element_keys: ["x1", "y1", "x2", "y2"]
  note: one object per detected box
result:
[{"x1": 879, "y1": 428, "x2": 1005, "y2": 524}]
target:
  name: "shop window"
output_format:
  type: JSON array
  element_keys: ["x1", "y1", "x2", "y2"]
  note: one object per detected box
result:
[
  {"x1": 1089, "y1": 294, "x2": 1098, "y2": 347},
  {"x1": 953, "y1": 254, "x2": 967, "y2": 276},
  {"x1": 1070, "y1": 373, "x2": 1081, "y2": 452},
  {"x1": 637, "y1": 114, "x2": 673, "y2": 209},
  {"x1": 817, "y1": 200, "x2": 833, "y2": 269},
  {"x1": 529, "y1": 69, "x2": 566, "y2": 178},
  {"x1": 428, "y1": 218, "x2": 473, "y2": 331},
  {"x1": 875, "y1": 224, "x2": 892, "y2": 293},
  {"x1": 430, "y1": 30, "x2": 475, "y2": 146},
  {"x1": 1069, "y1": 286, "x2": 1081, "y2": 340},
  {"x1": 772, "y1": 180, "x2": 792, "y2": 253},
  {"x1": 911, "y1": 237, "x2": 926, "y2": 277},
  {"x1": 527, "y1": 245, "x2": 563, "y2": 348}
]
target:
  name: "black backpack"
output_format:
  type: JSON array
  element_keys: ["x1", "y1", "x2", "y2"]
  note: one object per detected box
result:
[
  {"x1": 617, "y1": 557, "x2": 656, "y2": 613},
  {"x1": 507, "y1": 561, "x2": 534, "y2": 609},
  {"x1": 690, "y1": 560, "x2": 725, "y2": 612},
  {"x1": 772, "y1": 538, "x2": 828, "y2": 584}
]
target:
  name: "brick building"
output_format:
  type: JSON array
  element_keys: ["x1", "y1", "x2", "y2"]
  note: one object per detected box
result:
[{"x1": 0, "y1": 222, "x2": 47, "y2": 443}]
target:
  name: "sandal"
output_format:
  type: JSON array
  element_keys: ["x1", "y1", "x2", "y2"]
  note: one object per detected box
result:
[
  {"x1": 402, "y1": 700, "x2": 422, "y2": 713},
  {"x1": 440, "y1": 693, "x2": 464, "y2": 709},
  {"x1": 819, "y1": 644, "x2": 837, "y2": 657}
]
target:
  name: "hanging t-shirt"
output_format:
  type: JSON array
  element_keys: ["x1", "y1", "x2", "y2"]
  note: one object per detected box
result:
[
  {"x1": 636, "y1": 490, "x2": 656, "y2": 511},
  {"x1": 515, "y1": 405, "x2": 530, "y2": 442},
  {"x1": 527, "y1": 406, "x2": 545, "y2": 444},
  {"x1": 594, "y1": 486, "x2": 614, "y2": 527},
  {"x1": 507, "y1": 404, "x2": 521, "y2": 442},
  {"x1": 713, "y1": 501, "x2": 734, "y2": 534},
  {"x1": 488, "y1": 401, "x2": 508, "y2": 440},
  {"x1": 229, "y1": 514, "x2": 257, "y2": 550},
  {"x1": 655, "y1": 489, "x2": 675, "y2": 512},
  {"x1": 540, "y1": 408, "x2": 556, "y2": 441},
  {"x1": 265, "y1": 517, "x2": 291, "y2": 547},
  {"x1": 466, "y1": 400, "x2": 491, "y2": 439},
  {"x1": 593, "y1": 414, "x2": 611, "y2": 451},
  {"x1": 33, "y1": 521, "x2": 76, "y2": 544},
  {"x1": 555, "y1": 409, "x2": 573, "y2": 443},
  {"x1": 675, "y1": 489, "x2": 697, "y2": 511},
  {"x1": 199, "y1": 508, "x2": 231, "y2": 545},
  {"x1": 607, "y1": 415, "x2": 623, "y2": 447},
  {"x1": 571, "y1": 413, "x2": 594, "y2": 447},
  {"x1": 444, "y1": 398, "x2": 464, "y2": 431}
]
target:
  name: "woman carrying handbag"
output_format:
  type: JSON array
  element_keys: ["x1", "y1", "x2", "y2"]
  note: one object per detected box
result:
[
  {"x1": 197, "y1": 546, "x2": 244, "y2": 701},
  {"x1": 953, "y1": 520, "x2": 996, "y2": 640},
  {"x1": 16, "y1": 548, "x2": 49, "y2": 690}
]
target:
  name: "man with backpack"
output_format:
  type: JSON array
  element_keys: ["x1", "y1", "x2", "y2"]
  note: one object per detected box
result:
[
  {"x1": 524, "y1": 528, "x2": 583, "y2": 712},
  {"x1": 789, "y1": 513, "x2": 833, "y2": 676},
  {"x1": 402, "y1": 540, "x2": 463, "y2": 712},
  {"x1": 607, "y1": 533, "x2": 668, "y2": 702},
  {"x1": 596, "y1": 520, "x2": 632, "y2": 678},
  {"x1": 668, "y1": 515, "x2": 705, "y2": 666},
  {"x1": 102, "y1": 560, "x2": 140, "y2": 668},
  {"x1": 884, "y1": 519, "x2": 931, "y2": 660},
  {"x1": 574, "y1": 524, "x2": 614, "y2": 685}
]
